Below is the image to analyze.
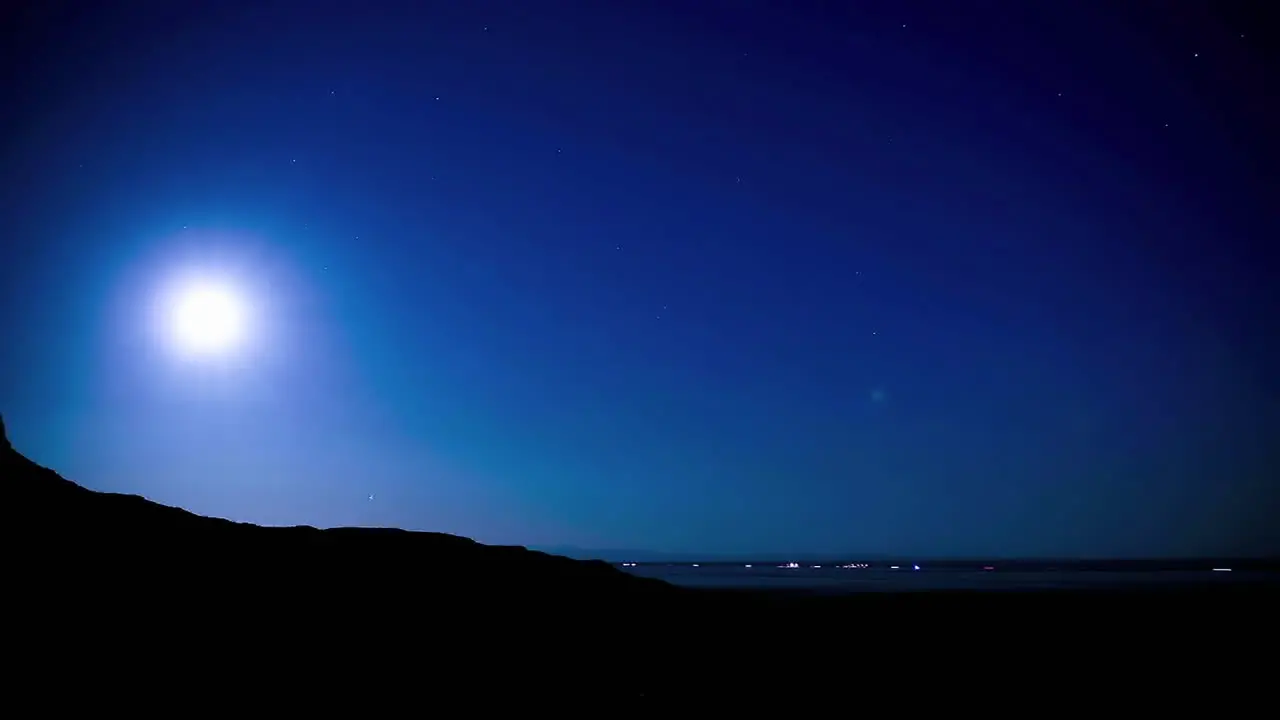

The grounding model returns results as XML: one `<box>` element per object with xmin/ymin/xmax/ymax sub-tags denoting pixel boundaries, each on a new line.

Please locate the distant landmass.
<box><xmin>531</xmin><ymin>545</ymin><xmax>756</xmax><ymax>563</ymax></box>
<box><xmin>534</xmin><ymin>544</ymin><xmax>917</xmax><ymax>563</ymax></box>
<box><xmin>534</xmin><ymin>544</ymin><xmax>1280</xmax><ymax>573</ymax></box>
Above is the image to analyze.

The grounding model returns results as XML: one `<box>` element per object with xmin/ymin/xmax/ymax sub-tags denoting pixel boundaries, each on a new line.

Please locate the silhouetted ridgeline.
<box><xmin>4</xmin><ymin>413</ymin><xmax>677</xmax><ymax>609</ymax></box>
<box><xmin>3</xmin><ymin>413</ymin><xmax>1273</xmax><ymax>700</ymax></box>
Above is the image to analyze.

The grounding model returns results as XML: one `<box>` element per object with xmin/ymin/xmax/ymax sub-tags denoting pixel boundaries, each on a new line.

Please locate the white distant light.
<box><xmin>1212</xmin><ymin>568</ymin><xmax>1232</xmax><ymax>572</ymax></box>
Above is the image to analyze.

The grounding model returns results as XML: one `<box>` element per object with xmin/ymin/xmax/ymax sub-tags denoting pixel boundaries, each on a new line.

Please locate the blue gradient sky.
<box><xmin>2</xmin><ymin>1</ymin><xmax>1276</xmax><ymax>557</ymax></box>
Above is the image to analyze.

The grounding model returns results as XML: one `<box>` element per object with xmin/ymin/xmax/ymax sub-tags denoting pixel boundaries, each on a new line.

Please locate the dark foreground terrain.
<box><xmin>4</xmin><ymin>415</ymin><xmax>1273</xmax><ymax>705</ymax></box>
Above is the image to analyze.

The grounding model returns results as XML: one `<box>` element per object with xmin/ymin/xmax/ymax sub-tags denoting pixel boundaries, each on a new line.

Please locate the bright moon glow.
<box><xmin>165</xmin><ymin>281</ymin><xmax>249</xmax><ymax>357</ymax></box>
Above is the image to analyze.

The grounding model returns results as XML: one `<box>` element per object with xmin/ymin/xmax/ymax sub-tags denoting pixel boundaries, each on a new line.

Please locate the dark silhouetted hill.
<box><xmin>3</xmin><ymin>413</ymin><xmax>680</xmax><ymax>610</ymax></box>
<box><xmin>4</xmin><ymin>411</ymin><xmax>714</xmax><ymax>697</ymax></box>
<box><xmin>4</xmin><ymin>413</ymin><xmax>1271</xmax><ymax>701</ymax></box>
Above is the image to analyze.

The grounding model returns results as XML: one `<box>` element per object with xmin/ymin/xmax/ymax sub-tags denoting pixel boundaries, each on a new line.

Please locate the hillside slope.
<box><xmin>2</xmin><ymin>413</ymin><xmax>1270</xmax><ymax>700</ymax></box>
<box><xmin>3</xmin><ymin>414</ymin><xmax>679</xmax><ymax>617</ymax></box>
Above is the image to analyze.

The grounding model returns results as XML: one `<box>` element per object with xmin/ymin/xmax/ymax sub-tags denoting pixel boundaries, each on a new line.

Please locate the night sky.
<box><xmin>2</xmin><ymin>1</ymin><xmax>1276</xmax><ymax>558</ymax></box>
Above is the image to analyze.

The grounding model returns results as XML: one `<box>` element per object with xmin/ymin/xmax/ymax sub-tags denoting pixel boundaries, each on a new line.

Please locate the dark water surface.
<box><xmin>619</xmin><ymin>561</ymin><xmax>1278</xmax><ymax>593</ymax></box>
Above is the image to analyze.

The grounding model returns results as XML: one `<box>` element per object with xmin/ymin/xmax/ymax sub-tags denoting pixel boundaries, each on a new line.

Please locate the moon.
<box><xmin>163</xmin><ymin>279</ymin><xmax>250</xmax><ymax>358</ymax></box>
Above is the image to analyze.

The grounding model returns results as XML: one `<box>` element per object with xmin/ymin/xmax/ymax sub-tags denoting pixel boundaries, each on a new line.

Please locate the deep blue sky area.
<box><xmin>2</xmin><ymin>1</ymin><xmax>1276</xmax><ymax>558</ymax></box>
